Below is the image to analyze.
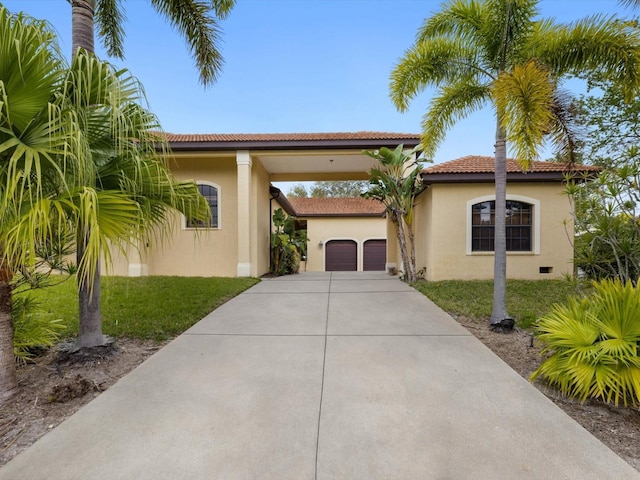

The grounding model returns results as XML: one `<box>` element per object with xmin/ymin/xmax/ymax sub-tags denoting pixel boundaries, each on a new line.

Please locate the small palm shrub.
<box><xmin>12</xmin><ymin>295</ymin><xmax>65</xmax><ymax>362</ymax></box>
<box><xmin>531</xmin><ymin>279</ymin><xmax>640</xmax><ymax>406</ymax></box>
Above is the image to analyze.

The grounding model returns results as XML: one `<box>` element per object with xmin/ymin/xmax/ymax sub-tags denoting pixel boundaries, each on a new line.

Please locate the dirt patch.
<box><xmin>455</xmin><ymin>315</ymin><xmax>640</xmax><ymax>472</ymax></box>
<box><xmin>0</xmin><ymin>338</ymin><xmax>165</xmax><ymax>466</ymax></box>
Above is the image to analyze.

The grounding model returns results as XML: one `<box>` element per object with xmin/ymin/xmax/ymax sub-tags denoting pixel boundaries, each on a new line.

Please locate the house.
<box><xmin>412</xmin><ymin>156</ymin><xmax>600</xmax><ymax>281</ymax></box>
<box><xmin>109</xmin><ymin>132</ymin><xmax>419</xmax><ymax>278</ymax></box>
<box><xmin>108</xmin><ymin>133</ymin><xmax>599</xmax><ymax>280</ymax></box>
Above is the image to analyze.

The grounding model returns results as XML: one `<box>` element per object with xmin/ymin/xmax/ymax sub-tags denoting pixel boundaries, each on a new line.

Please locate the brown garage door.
<box><xmin>325</xmin><ymin>240</ymin><xmax>357</xmax><ymax>271</ymax></box>
<box><xmin>363</xmin><ymin>239</ymin><xmax>386</xmax><ymax>271</ymax></box>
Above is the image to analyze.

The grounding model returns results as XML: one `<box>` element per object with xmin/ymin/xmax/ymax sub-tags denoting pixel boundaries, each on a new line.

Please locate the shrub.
<box><xmin>270</xmin><ymin>208</ymin><xmax>307</xmax><ymax>276</ymax></box>
<box><xmin>12</xmin><ymin>295</ymin><xmax>65</xmax><ymax>362</ymax></box>
<box><xmin>531</xmin><ymin>279</ymin><xmax>640</xmax><ymax>405</ymax></box>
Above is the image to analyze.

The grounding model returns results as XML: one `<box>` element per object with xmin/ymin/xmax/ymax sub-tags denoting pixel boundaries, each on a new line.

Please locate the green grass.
<box><xmin>412</xmin><ymin>279</ymin><xmax>581</xmax><ymax>329</ymax></box>
<box><xmin>15</xmin><ymin>276</ymin><xmax>259</xmax><ymax>341</ymax></box>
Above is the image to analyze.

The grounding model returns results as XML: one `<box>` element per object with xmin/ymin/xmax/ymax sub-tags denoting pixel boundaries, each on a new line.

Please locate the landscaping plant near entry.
<box><xmin>532</xmin><ymin>279</ymin><xmax>640</xmax><ymax>406</ymax></box>
<box><xmin>362</xmin><ymin>144</ymin><xmax>425</xmax><ymax>282</ymax></box>
<box><xmin>270</xmin><ymin>208</ymin><xmax>308</xmax><ymax>276</ymax></box>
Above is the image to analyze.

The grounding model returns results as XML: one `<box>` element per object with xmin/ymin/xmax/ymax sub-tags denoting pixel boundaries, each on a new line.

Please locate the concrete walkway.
<box><xmin>1</xmin><ymin>272</ymin><xmax>638</xmax><ymax>479</ymax></box>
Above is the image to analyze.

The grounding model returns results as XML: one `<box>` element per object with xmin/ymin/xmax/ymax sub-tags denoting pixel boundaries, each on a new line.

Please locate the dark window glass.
<box><xmin>471</xmin><ymin>201</ymin><xmax>531</xmax><ymax>252</ymax></box>
<box><xmin>186</xmin><ymin>184</ymin><xmax>218</xmax><ymax>228</ymax></box>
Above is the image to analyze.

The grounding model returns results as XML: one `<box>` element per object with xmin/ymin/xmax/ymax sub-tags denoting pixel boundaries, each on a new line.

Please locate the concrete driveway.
<box><xmin>1</xmin><ymin>272</ymin><xmax>637</xmax><ymax>479</ymax></box>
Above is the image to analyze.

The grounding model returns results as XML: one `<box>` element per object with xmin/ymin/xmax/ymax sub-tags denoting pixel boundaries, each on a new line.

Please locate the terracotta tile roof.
<box><xmin>163</xmin><ymin>131</ymin><xmax>420</xmax><ymax>143</ymax></box>
<box><xmin>422</xmin><ymin>156</ymin><xmax>601</xmax><ymax>174</ymax></box>
<box><xmin>287</xmin><ymin>197</ymin><xmax>386</xmax><ymax>217</ymax></box>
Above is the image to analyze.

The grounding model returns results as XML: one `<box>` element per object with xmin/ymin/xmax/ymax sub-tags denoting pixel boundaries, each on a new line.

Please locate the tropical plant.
<box><xmin>61</xmin><ymin>52</ymin><xmax>211</xmax><ymax>348</ymax></box>
<box><xmin>71</xmin><ymin>0</ymin><xmax>235</xmax><ymax>86</ymax></box>
<box><xmin>567</xmin><ymin>76</ymin><xmax>640</xmax><ymax>283</ymax></box>
<box><xmin>0</xmin><ymin>7</ymin><xmax>81</xmax><ymax>403</ymax></box>
<box><xmin>67</xmin><ymin>0</ymin><xmax>235</xmax><ymax>347</ymax></box>
<box><xmin>12</xmin><ymin>296</ymin><xmax>65</xmax><ymax>363</ymax></box>
<box><xmin>390</xmin><ymin>0</ymin><xmax>640</xmax><ymax>330</ymax></box>
<box><xmin>362</xmin><ymin>144</ymin><xmax>425</xmax><ymax>282</ymax></box>
<box><xmin>270</xmin><ymin>208</ymin><xmax>308</xmax><ymax>276</ymax></box>
<box><xmin>532</xmin><ymin>279</ymin><xmax>640</xmax><ymax>406</ymax></box>
<box><xmin>566</xmin><ymin>169</ymin><xmax>640</xmax><ymax>284</ymax></box>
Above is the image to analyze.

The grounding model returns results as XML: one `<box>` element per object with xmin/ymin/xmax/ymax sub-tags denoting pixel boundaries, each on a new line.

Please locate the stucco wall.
<box><xmin>303</xmin><ymin>217</ymin><xmax>386</xmax><ymax>272</ymax></box>
<box><xmin>141</xmin><ymin>155</ymin><xmax>240</xmax><ymax>277</ymax></box>
<box><xmin>415</xmin><ymin>182</ymin><xmax>573</xmax><ymax>281</ymax></box>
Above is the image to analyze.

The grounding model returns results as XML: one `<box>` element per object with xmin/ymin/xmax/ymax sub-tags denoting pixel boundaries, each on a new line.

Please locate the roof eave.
<box><xmin>169</xmin><ymin>138</ymin><xmax>421</xmax><ymax>152</ymax></box>
<box><xmin>421</xmin><ymin>171</ymin><xmax>595</xmax><ymax>185</ymax></box>
<box><xmin>295</xmin><ymin>212</ymin><xmax>386</xmax><ymax>218</ymax></box>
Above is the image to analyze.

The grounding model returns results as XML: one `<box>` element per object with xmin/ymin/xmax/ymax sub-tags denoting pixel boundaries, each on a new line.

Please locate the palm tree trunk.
<box><xmin>406</xmin><ymin>220</ymin><xmax>418</xmax><ymax>281</ymax></box>
<box><xmin>77</xmin><ymin>231</ymin><xmax>104</xmax><ymax>348</ymax></box>
<box><xmin>490</xmin><ymin>123</ymin><xmax>514</xmax><ymax>332</ymax></box>
<box><xmin>393</xmin><ymin>212</ymin><xmax>413</xmax><ymax>282</ymax></box>
<box><xmin>0</xmin><ymin>270</ymin><xmax>17</xmax><ymax>405</ymax></box>
<box><xmin>71</xmin><ymin>0</ymin><xmax>95</xmax><ymax>55</ymax></box>
<box><xmin>72</xmin><ymin>2</ymin><xmax>103</xmax><ymax>347</ymax></box>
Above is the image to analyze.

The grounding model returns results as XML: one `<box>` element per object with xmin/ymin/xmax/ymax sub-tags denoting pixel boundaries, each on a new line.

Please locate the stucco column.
<box><xmin>236</xmin><ymin>151</ymin><xmax>253</xmax><ymax>277</ymax></box>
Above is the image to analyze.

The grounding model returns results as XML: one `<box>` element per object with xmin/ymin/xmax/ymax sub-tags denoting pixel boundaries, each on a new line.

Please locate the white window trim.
<box><xmin>466</xmin><ymin>194</ymin><xmax>540</xmax><ymax>255</ymax></box>
<box><xmin>182</xmin><ymin>180</ymin><xmax>222</xmax><ymax>230</ymax></box>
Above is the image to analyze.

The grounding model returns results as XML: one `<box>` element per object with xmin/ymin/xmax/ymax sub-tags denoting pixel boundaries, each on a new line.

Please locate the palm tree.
<box><xmin>62</xmin><ymin>52</ymin><xmax>211</xmax><ymax>347</ymax></box>
<box><xmin>67</xmin><ymin>0</ymin><xmax>231</xmax><ymax>347</ymax></box>
<box><xmin>0</xmin><ymin>7</ymin><xmax>81</xmax><ymax>403</ymax></box>
<box><xmin>71</xmin><ymin>0</ymin><xmax>235</xmax><ymax>86</ymax></box>
<box><xmin>362</xmin><ymin>145</ymin><xmax>425</xmax><ymax>282</ymax></box>
<box><xmin>390</xmin><ymin>0</ymin><xmax>640</xmax><ymax>331</ymax></box>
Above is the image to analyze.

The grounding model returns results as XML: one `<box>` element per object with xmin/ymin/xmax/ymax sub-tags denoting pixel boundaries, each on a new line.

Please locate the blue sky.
<box><xmin>2</xmin><ymin>0</ymin><xmax>632</xmax><ymax>167</ymax></box>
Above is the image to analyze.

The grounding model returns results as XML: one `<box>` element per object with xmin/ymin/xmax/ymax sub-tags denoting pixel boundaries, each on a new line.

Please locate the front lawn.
<box><xmin>413</xmin><ymin>279</ymin><xmax>580</xmax><ymax>329</ymax></box>
<box><xmin>17</xmin><ymin>276</ymin><xmax>259</xmax><ymax>341</ymax></box>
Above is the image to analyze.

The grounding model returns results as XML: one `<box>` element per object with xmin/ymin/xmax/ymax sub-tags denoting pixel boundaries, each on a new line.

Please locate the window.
<box><xmin>471</xmin><ymin>200</ymin><xmax>532</xmax><ymax>252</ymax></box>
<box><xmin>186</xmin><ymin>183</ymin><xmax>219</xmax><ymax>228</ymax></box>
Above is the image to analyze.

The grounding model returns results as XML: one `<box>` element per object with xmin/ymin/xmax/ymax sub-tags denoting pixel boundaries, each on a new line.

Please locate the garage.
<box><xmin>363</xmin><ymin>239</ymin><xmax>386</xmax><ymax>271</ymax></box>
<box><xmin>325</xmin><ymin>240</ymin><xmax>357</xmax><ymax>271</ymax></box>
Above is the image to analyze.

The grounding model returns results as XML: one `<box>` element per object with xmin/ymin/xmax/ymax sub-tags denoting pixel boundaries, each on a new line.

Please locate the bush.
<box><xmin>12</xmin><ymin>295</ymin><xmax>65</xmax><ymax>362</ymax></box>
<box><xmin>531</xmin><ymin>279</ymin><xmax>640</xmax><ymax>405</ymax></box>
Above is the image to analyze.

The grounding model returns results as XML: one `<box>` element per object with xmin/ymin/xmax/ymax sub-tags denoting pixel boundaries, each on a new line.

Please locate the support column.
<box><xmin>236</xmin><ymin>151</ymin><xmax>253</xmax><ymax>277</ymax></box>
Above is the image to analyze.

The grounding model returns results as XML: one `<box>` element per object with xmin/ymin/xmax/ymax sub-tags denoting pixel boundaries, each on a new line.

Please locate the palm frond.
<box><xmin>535</xmin><ymin>14</ymin><xmax>640</xmax><ymax>100</ymax></box>
<box><xmin>96</xmin><ymin>0</ymin><xmax>126</xmax><ymax>58</ymax></box>
<box><xmin>493</xmin><ymin>60</ymin><xmax>554</xmax><ymax>166</ymax></box>
<box><xmin>420</xmin><ymin>80</ymin><xmax>490</xmax><ymax>159</ymax></box>
<box><xmin>150</xmin><ymin>0</ymin><xmax>226</xmax><ymax>86</ymax></box>
<box><xmin>390</xmin><ymin>37</ymin><xmax>493</xmax><ymax>112</ymax></box>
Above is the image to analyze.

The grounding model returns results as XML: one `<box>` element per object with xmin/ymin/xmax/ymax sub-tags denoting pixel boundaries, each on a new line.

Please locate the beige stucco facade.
<box><xmin>103</xmin><ymin>134</ymin><xmax>585</xmax><ymax>281</ymax></box>
<box><xmin>412</xmin><ymin>182</ymin><xmax>573</xmax><ymax>281</ymax></box>
<box><xmin>108</xmin><ymin>153</ymin><xmax>267</xmax><ymax>278</ymax></box>
<box><xmin>301</xmin><ymin>216</ymin><xmax>386</xmax><ymax>272</ymax></box>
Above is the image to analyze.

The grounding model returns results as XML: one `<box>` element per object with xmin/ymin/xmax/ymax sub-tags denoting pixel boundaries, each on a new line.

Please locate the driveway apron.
<box><xmin>0</xmin><ymin>272</ymin><xmax>638</xmax><ymax>479</ymax></box>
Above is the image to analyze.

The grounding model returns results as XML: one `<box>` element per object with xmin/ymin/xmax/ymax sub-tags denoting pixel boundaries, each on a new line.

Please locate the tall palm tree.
<box><xmin>71</xmin><ymin>0</ymin><xmax>235</xmax><ymax>86</ymax></box>
<box><xmin>0</xmin><ymin>7</ymin><xmax>81</xmax><ymax>403</ymax></box>
<box><xmin>62</xmin><ymin>52</ymin><xmax>211</xmax><ymax>347</ymax></box>
<box><xmin>67</xmin><ymin>0</ymin><xmax>231</xmax><ymax>347</ymax></box>
<box><xmin>390</xmin><ymin>0</ymin><xmax>640</xmax><ymax>331</ymax></box>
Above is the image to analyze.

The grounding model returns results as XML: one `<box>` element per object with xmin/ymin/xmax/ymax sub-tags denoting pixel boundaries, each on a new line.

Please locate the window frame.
<box><xmin>466</xmin><ymin>194</ymin><xmax>540</xmax><ymax>255</ymax></box>
<box><xmin>182</xmin><ymin>181</ymin><xmax>221</xmax><ymax>230</ymax></box>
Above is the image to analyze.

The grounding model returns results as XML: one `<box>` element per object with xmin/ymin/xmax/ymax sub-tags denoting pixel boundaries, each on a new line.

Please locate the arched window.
<box><xmin>186</xmin><ymin>183</ymin><xmax>219</xmax><ymax>228</ymax></box>
<box><xmin>471</xmin><ymin>200</ymin><xmax>532</xmax><ymax>252</ymax></box>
